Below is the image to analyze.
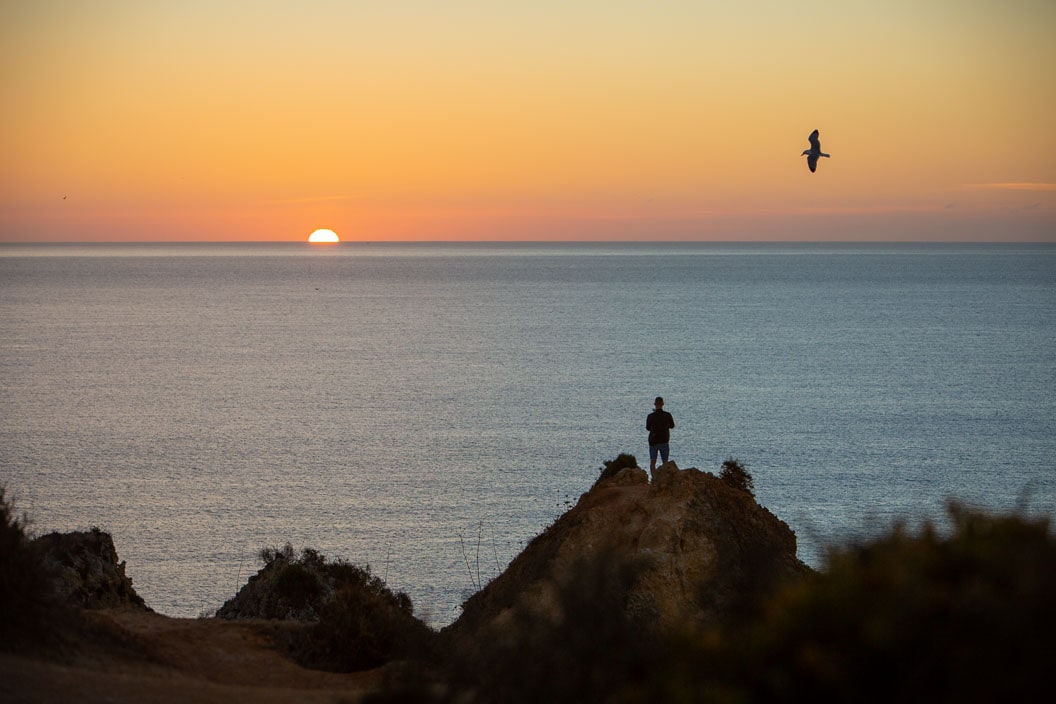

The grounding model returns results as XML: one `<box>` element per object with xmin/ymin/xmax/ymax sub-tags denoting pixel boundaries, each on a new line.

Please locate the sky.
<box><xmin>2</xmin><ymin>1</ymin><xmax>1054</xmax><ymax>242</ymax></box>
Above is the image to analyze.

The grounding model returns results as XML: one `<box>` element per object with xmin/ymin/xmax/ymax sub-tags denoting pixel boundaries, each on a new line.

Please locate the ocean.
<box><xmin>2</xmin><ymin>242</ymin><xmax>1054</xmax><ymax>627</ymax></box>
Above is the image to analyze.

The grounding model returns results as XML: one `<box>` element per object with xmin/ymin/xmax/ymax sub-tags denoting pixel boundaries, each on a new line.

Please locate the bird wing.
<box><xmin>808</xmin><ymin>129</ymin><xmax>821</xmax><ymax>151</ymax></box>
<box><xmin>807</xmin><ymin>154</ymin><xmax>818</xmax><ymax>172</ymax></box>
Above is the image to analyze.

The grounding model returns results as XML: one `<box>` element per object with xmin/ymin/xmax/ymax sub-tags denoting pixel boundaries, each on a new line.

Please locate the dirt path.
<box><xmin>1</xmin><ymin>609</ymin><xmax>383</xmax><ymax>704</ymax></box>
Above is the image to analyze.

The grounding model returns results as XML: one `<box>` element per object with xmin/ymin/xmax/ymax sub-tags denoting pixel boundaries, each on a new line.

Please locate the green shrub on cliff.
<box><xmin>598</xmin><ymin>453</ymin><xmax>639</xmax><ymax>483</ymax></box>
<box><xmin>719</xmin><ymin>457</ymin><xmax>754</xmax><ymax>497</ymax></box>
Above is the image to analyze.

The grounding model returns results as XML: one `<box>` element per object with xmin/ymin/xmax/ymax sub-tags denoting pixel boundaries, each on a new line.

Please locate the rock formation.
<box><xmin>33</xmin><ymin>528</ymin><xmax>149</xmax><ymax>611</ymax></box>
<box><xmin>215</xmin><ymin>545</ymin><xmax>415</xmax><ymax>622</ymax></box>
<box><xmin>448</xmin><ymin>461</ymin><xmax>809</xmax><ymax>641</ymax></box>
<box><xmin>215</xmin><ymin>545</ymin><xmax>429</xmax><ymax>672</ymax></box>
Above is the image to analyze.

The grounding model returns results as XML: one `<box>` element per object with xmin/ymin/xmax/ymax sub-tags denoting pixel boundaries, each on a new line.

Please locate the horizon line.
<box><xmin>3</xmin><ymin>238</ymin><xmax>1053</xmax><ymax>246</ymax></box>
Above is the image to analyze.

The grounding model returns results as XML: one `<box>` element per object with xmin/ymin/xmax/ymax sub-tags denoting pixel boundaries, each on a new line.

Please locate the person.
<box><xmin>646</xmin><ymin>396</ymin><xmax>675</xmax><ymax>472</ymax></box>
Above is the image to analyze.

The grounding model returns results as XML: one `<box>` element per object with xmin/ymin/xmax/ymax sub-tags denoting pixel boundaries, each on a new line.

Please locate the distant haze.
<box><xmin>1</xmin><ymin>1</ymin><xmax>1053</xmax><ymax>242</ymax></box>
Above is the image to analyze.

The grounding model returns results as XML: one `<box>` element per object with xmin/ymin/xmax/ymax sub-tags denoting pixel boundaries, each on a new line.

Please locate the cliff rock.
<box><xmin>448</xmin><ymin>462</ymin><xmax>809</xmax><ymax>641</ymax></box>
<box><xmin>32</xmin><ymin>528</ymin><xmax>149</xmax><ymax>611</ymax></box>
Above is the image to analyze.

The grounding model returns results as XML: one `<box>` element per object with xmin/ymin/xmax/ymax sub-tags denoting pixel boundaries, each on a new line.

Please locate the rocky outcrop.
<box><xmin>215</xmin><ymin>546</ymin><xmax>331</xmax><ymax>621</ymax></box>
<box><xmin>33</xmin><ymin>528</ymin><xmax>149</xmax><ymax>611</ymax></box>
<box><xmin>216</xmin><ymin>545</ymin><xmax>413</xmax><ymax>623</ymax></box>
<box><xmin>448</xmin><ymin>462</ymin><xmax>809</xmax><ymax>641</ymax></box>
<box><xmin>215</xmin><ymin>545</ymin><xmax>429</xmax><ymax>672</ymax></box>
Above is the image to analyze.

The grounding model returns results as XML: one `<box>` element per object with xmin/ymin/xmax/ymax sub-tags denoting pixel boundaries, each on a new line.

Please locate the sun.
<box><xmin>308</xmin><ymin>228</ymin><xmax>340</xmax><ymax>244</ymax></box>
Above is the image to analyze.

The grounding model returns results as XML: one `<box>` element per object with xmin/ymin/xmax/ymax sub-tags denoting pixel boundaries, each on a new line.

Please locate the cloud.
<box><xmin>962</xmin><ymin>182</ymin><xmax>1056</xmax><ymax>192</ymax></box>
<box><xmin>782</xmin><ymin>204</ymin><xmax>946</xmax><ymax>216</ymax></box>
<box><xmin>267</xmin><ymin>194</ymin><xmax>356</xmax><ymax>205</ymax></box>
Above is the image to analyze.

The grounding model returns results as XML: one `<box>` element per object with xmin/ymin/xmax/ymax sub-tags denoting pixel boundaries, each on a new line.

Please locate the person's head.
<box><xmin>654</xmin><ymin>396</ymin><xmax>664</xmax><ymax>409</ymax></box>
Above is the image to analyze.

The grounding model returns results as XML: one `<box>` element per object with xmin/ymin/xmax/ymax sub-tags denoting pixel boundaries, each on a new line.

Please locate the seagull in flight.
<box><xmin>802</xmin><ymin>129</ymin><xmax>830</xmax><ymax>173</ymax></box>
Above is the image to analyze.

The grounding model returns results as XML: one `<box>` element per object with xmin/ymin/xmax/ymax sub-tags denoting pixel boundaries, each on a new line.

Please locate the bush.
<box><xmin>642</xmin><ymin>503</ymin><xmax>1056</xmax><ymax>703</ymax></box>
<box><xmin>272</xmin><ymin>562</ymin><xmax>324</xmax><ymax>610</ymax></box>
<box><xmin>222</xmin><ymin>542</ymin><xmax>430</xmax><ymax>671</ymax></box>
<box><xmin>720</xmin><ymin>457</ymin><xmax>754</xmax><ymax>497</ymax></box>
<box><xmin>598</xmin><ymin>453</ymin><xmax>639</xmax><ymax>482</ymax></box>
<box><xmin>218</xmin><ymin>544</ymin><xmax>333</xmax><ymax>620</ymax></box>
<box><xmin>295</xmin><ymin>578</ymin><xmax>431</xmax><ymax>672</ymax></box>
<box><xmin>258</xmin><ymin>543</ymin><xmax>296</xmax><ymax>565</ymax></box>
<box><xmin>0</xmin><ymin>486</ymin><xmax>68</xmax><ymax>651</ymax></box>
<box><xmin>288</xmin><ymin>558</ymin><xmax>429</xmax><ymax>672</ymax></box>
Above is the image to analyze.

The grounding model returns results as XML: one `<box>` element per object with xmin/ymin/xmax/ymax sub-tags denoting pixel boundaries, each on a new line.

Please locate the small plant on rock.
<box><xmin>720</xmin><ymin>457</ymin><xmax>755</xmax><ymax>497</ymax></box>
<box><xmin>258</xmin><ymin>543</ymin><xmax>296</xmax><ymax>565</ymax></box>
<box><xmin>598</xmin><ymin>453</ymin><xmax>639</xmax><ymax>483</ymax></box>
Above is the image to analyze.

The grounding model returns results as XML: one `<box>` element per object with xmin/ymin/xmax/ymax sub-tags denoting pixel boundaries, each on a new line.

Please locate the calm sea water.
<box><xmin>2</xmin><ymin>242</ymin><xmax>1054</xmax><ymax>626</ymax></box>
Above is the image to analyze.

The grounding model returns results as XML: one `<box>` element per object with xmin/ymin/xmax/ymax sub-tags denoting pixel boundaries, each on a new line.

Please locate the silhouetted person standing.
<box><xmin>646</xmin><ymin>396</ymin><xmax>675</xmax><ymax>472</ymax></box>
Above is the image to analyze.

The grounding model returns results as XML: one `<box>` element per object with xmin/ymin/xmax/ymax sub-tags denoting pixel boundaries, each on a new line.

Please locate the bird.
<box><xmin>802</xmin><ymin>129</ymin><xmax>830</xmax><ymax>173</ymax></box>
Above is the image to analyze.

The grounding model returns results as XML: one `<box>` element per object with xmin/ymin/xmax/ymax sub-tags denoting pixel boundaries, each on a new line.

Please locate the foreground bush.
<box><xmin>219</xmin><ymin>543</ymin><xmax>431</xmax><ymax>672</ymax></box>
<box><xmin>0</xmin><ymin>487</ymin><xmax>67</xmax><ymax>651</ymax></box>
<box><xmin>648</xmin><ymin>503</ymin><xmax>1056</xmax><ymax>703</ymax></box>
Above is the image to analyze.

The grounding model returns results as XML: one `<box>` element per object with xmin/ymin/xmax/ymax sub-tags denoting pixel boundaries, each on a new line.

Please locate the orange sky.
<box><xmin>2</xmin><ymin>1</ymin><xmax>1054</xmax><ymax>242</ymax></box>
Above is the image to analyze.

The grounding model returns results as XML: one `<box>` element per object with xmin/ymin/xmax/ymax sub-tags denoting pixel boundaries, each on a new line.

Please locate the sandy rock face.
<box><xmin>449</xmin><ymin>462</ymin><xmax>808</xmax><ymax>639</ymax></box>
<box><xmin>33</xmin><ymin>528</ymin><xmax>149</xmax><ymax>610</ymax></box>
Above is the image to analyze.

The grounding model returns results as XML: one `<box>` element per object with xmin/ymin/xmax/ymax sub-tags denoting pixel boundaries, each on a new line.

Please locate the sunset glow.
<box><xmin>1</xmin><ymin>2</ymin><xmax>1053</xmax><ymax>242</ymax></box>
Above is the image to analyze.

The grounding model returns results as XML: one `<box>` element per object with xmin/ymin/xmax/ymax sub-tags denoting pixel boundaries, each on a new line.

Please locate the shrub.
<box><xmin>720</xmin><ymin>457</ymin><xmax>754</xmax><ymax>497</ymax></box>
<box><xmin>223</xmin><ymin>542</ymin><xmax>430</xmax><ymax>671</ymax></box>
<box><xmin>598</xmin><ymin>453</ymin><xmax>639</xmax><ymax>482</ymax></box>
<box><xmin>272</xmin><ymin>562</ymin><xmax>324</xmax><ymax>609</ymax></box>
<box><xmin>295</xmin><ymin>579</ymin><xmax>431</xmax><ymax>672</ymax></box>
<box><xmin>288</xmin><ymin>560</ymin><xmax>430</xmax><ymax>672</ymax></box>
<box><xmin>258</xmin><ymin>543</ymin><xmax>296</xmax><ymax>565</ymax></box>
<box><xmin>0</xmin><ymin>486</ymin><xmax>68</xmax><ymax>651</ymax></box>
<box><xmin>218</xmin><ymin>544</ymin><xmax>332</xmax><ymax>620</ymax></box>
<box><xmin>640</xmin><ymin>503</ymin><xmax>1056</xmax><ymax>703</ymax></box>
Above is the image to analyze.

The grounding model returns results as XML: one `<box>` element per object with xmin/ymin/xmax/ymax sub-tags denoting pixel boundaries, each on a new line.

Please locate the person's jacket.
<box><xmin>646</xmin><ymin>410</ymin><xmax>675</xmax><ymax>445</ymax></box>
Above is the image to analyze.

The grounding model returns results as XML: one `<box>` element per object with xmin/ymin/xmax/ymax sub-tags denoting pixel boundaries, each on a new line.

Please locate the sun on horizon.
<box><xmin>308</xmin><ymin>229</ymin><xmax>339</xmax><ymax>244</ymax></box>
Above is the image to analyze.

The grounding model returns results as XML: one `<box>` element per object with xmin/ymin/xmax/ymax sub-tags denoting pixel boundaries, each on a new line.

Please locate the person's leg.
<box><xmin>649</xmin><ymin>444</ymin><xmax>659</xmax><ymax>471</ymax></box>
<box><xmin>659</xmin><ymin>443</ymin><xmax>670</xmax><ymax>464</ymax></box>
